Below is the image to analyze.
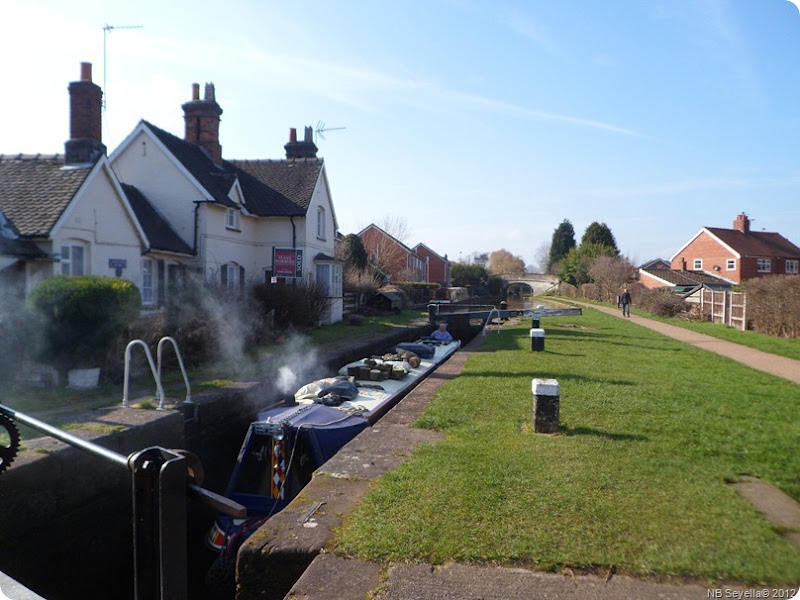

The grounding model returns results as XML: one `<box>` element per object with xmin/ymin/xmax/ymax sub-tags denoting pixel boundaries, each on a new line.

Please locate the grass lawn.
<box><xmin>334</xmin><ymin>308</ymin><xmax>800</xmax><ymax>585</ymax></box>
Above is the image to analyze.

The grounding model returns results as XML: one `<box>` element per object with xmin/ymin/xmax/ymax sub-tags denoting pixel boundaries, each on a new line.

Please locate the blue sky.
<box><xmin>2</xmin><ymin>0</ymin><xmax>799</xmax><ymax>268</ymax></box>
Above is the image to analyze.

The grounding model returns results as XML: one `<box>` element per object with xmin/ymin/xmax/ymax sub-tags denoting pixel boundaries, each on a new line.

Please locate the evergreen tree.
<box><xmin>547</xmin><ymin>219</ymin><xmax>576</xmax><ymax>273</ymax></box>
<box><xmin>581</xmin><ymin>222</ymin><xmax>619</xmax><ymax>255</ymax></box>
<box><xmin>341</xmin><ymin>233</ymin><xmax>368</xmax><ymax>272</ymax></box>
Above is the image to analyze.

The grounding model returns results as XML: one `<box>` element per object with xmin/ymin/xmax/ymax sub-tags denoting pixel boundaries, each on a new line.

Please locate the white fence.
<box><xmin>699</xmin><ymin>289</ymin><xmax>746</xmax><ymax>331</ymax></box>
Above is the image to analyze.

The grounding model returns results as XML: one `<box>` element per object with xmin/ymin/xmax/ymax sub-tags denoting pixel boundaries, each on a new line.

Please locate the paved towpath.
<box><xmin>572</xmin><ymin>301</ymin><xmax>800</xmax><ymax>385</ymax></box>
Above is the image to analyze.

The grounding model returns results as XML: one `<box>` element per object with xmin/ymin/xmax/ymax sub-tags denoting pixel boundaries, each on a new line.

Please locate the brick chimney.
<box><xmin>284</xmin><ymin>126</ymin><xmax>318</xmax><ymax>159</ymax></box>
<box><xmin>733</xmin><ymin>213</ymin><xmax>750</xmax><ymax>234</ymax></box>
<box><xmin>64</xmin><ymin>62</ymin><xmax>106</xmax><ymax>165</ymax></box>
<box><xmin>182</xmin><ymin>82</ymin><xmax>223</xmax><ymax>164</ymax></box>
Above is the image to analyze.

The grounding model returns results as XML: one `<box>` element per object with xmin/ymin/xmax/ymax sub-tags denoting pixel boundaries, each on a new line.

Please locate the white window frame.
<box><xmin>757</xmin><ymin>258</ymin><xmax>772</xmax><ymax>273</ymax></box>
<box><xmin>693</xmin><ymin>259</ymin><xmax>703</xmax><ymax>270</ymax></box>
<box><xmin>726</xmin><ymin>259</ymin><xmax>736</xmax><ymax>271</ymax></box>
<box><xmin>224</xmin><ymin>263</ymin><xmax>240</xmax><ymax>291</ymax></box>
<box><xmin>317</xmin><ymin>206</ymin><xmax>326</xmax><ymax>240</ymax></box>
<box><xmin>141</xmin><ymin>259</ymin><xmax>155</xmax><ymax>306</ymax></box>
<box><xmin>60</xmin><ymin>243</ymin><xmax>85</xmax><ymax>276</ymax></box>
<box><xmin>785</xmin><ymin>259</ymin><xmax>799</xmax><ymax>274</ymax></box>
<box><xmin>315</xmin><ymin>262</ymin><xmax>342</xmax><ymax>297</ymax></box>
<box><xmin>226</xmin><ymin>208</ymin><xmax>240</xmax><ymax>230</ymax></box>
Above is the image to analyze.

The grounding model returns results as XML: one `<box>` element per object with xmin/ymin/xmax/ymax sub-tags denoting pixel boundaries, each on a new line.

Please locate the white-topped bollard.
<box><xmin>531</xmin><ymin>378</ymin><xmax>560</xmax><ymax>433</ymax></box>
<box><xmin>530</xmin><ymin>328</ymin><xmax>545</xmax><ymax>352</ymax></box>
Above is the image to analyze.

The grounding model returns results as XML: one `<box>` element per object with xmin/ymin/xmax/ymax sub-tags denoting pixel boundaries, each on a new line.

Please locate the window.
<box><xmin>221</xmin><ymin>262</ymin><xmax>244</xmax><ymax>293</ymax></box>
<box><xmin>315</xmin><ymin>263</ymin><xmax>342</xmax><ymax>297</ymax></box>
<box><xmin>726</xmin><ymin>259</ymin><xmax>736</xmax><ymax>271</ymax></box>
<box><xmin>141</xmin><ymin>259</ymin><xmax>155</xmax><ymax>305</ymax></box>
<box><xmin>693</xmin><ymin>259</ymin><xmax>703</xmax><ymax>270</ymax></box>
<box><xmin>757</xmin><ymin>258</ymin><xmax>772</xmax><ymax>273</ymax></box>
<box><xmin>316</xmin><ymin>207</ymin><xmax>326</xmax><ymax>240</ymax></box>
<box><xmin>60</xmin><ymin>244</ymin><xmax>85</xmax><ymax>276</ymax></box>
<box><xmin>226</xmin><ymin>208</ymin><xmax>240</xmax><ymax>230</ymax></box>
<box><xmin>786</xmin><ymin>260</ymin><xmax>799</xmax><ymax>274</ymax></box>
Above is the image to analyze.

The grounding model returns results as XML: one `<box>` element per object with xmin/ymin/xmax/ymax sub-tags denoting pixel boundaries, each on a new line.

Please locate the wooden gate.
<box><xmin>699</xmin><ymin>289</ymin><xmax>746</xmax><ymax>330</ymax></box>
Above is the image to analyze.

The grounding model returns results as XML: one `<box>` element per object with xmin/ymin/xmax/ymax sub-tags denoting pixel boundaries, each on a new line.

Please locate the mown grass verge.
<box><xmin>333</xmin><ymin>308</ymin><xmax>800</xmax><ymax>585</ymax></box>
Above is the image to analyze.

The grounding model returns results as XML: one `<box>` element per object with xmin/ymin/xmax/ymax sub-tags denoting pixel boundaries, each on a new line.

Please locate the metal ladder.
<box><xmin>123</xmin><ymin>337</ymin><xmax>191</xmax><ymax>410</ymax></box>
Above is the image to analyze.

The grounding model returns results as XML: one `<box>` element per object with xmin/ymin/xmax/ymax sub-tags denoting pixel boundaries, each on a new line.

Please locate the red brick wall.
<box><xmin>670</xmin><ymin>232</ymin><xmax>740</xmax><ymax>282</ymax></box>
<box><xmin>415</xmin><ymin>246</ymin><xmax>449</xmax><ymax>285</ymax></box>
<box><xmin>359</xmin><ymin>227</ymin><xmax>408</xmax><ymax>280</ymax></box>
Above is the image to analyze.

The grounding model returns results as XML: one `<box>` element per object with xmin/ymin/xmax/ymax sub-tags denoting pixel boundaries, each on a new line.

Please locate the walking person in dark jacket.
<box><xmin>620</xmin><ymin>288</ymin><xmax>632</xmax><ymax>318</ymax></box>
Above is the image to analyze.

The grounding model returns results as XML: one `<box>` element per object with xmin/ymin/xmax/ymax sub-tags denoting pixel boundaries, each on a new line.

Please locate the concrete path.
<box><xmin>256</xmin><ymin>311</ymin><xmax>800</xmax><ymax>600</ymax></box>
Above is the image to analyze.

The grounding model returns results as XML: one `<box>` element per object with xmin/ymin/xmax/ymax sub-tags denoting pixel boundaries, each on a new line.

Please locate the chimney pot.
<box><xmin>734</xmin><ymin>213</ymin><xmax>750</xmax><ymax>234</ymax></box>
<box><xmin>182</xmin><ymin>81</ymin><xmax>223</xmax><ymax>164</ymax></box>
<box><xmin>80</xmin><ymin>62</ymin><xmax>92</xmax><ymax>82</ymax></box>
<box><xmin>284</xmin><ymin>125</ymin><xmax>318</xmax><ymax>159</ymax></box>
<box><xmin>204</xmin><ymin>82</ymin><xmax>216</xmax><ymax>102</ymax></box>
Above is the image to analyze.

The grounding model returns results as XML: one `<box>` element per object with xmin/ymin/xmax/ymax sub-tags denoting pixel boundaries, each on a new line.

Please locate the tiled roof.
<box><xmin>706</xmin><ymin>227</ymin><xmax>800</xmax><ymax>258</ymax></box>
<box><xmin>0</xmin><ymin>154</ymin><xmax>92</xmax><ymax>237</ymax></box>
<box><xmin>641</xmin><ymin>268</ymin><xmax>731</xmax><ymax>286</ymax></box>
<box><xmin>143</xmin><ymin>121</ymin><xmax>238</xmax><ymax>207</ymax></box>
<box><xmin>121</xmin><ymin>184</ymin><xmax>193</xmax><ymax>255</ymax></box>
<box><xmin>231</xmin><ymin>159</ymin><xmax>323</xmax><ymax>217</ymax></box>
<box><xmin>143</xmin><ymin>121</ymin><xmax>322</xmax><ymax>217</ymax></box>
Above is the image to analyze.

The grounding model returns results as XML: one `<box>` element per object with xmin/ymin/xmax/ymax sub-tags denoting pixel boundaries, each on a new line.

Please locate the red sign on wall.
<box><xmin>273</xmin><ymin>248</ymin><xmax>303</xmax><ymax>278</ymax></box>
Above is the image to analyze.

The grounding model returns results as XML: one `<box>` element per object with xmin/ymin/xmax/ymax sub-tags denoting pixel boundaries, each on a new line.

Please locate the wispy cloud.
<box><xmin>497</xmin><ymin>8</ymin><xmax>559</xmax><ymax>56</ymax></box>
<box><xmin>575</xmin><ymin>174</ymin><xmax>800</xmax><ymax>198</ymax></box>
<box><xmin>227</xmin><ymin>45</ymin><xmax>643</xmax><ymax>137</ymax></box>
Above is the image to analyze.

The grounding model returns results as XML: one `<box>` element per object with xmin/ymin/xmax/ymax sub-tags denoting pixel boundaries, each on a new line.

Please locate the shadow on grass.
<box><xmin>560</xmin><ymin>424</ymin><xmax>649</xmax><ymax>442</ymax></box>
<box><xmin>456</xmin><ymin>371</ymin><xmax>636</xmax><ymax>387</ymax></box>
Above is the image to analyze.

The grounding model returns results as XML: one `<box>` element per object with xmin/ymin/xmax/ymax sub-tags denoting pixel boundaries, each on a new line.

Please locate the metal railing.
<box><xmin>0</xmin><ymin>403</ymin><xmax>245</xmax><ymax>600</ymax></box>
<box><xmin>124</xmin><ymin>337</ymin><xmax>192</xmax><ymax>410</ymax></box>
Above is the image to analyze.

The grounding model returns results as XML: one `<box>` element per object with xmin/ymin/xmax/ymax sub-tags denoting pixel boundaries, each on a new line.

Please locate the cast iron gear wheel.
<box><xmin>0</xmin><ymin>412</ymin><xmax>21</xmax><ymax>474</ymax></box>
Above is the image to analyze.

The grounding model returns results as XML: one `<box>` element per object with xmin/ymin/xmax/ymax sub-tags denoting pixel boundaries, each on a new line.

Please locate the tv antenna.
<box><xmin>315</xmin><ymin>121</ymin><xmax>347</xmax><ymax>142</ymax></box>
<box><xmin>102</xmin><ymin>23</ymin><xmax>143</xmax><ymax>111</ymax></box>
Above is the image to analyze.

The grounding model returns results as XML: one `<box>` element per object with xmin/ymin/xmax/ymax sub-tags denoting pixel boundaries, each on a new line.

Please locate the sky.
<box><xmin>2</xmin><ymin>0</ymin><xmax>800</xmax><ymax>270</ymax></box>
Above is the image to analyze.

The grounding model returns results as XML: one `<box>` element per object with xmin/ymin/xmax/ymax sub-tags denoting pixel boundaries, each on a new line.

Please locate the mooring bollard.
<box><xmin>531</xmin><ymin>378</ymin><xmax>559</xmax><ymax>433</ymax></box>
<box><xmin>530</xmin><ymin>328</ymin><xmax>545</xmax><ymax>351</ymax></box>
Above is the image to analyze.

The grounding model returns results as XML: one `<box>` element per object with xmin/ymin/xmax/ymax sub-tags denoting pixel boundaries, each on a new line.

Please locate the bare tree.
<box><xmin>533</xmin><ymin>241</ymin><xmax>551</xmax><ymax>274</ymax></box>
<box><xmin>587</xmin><ymin>255</ymin><xmax>636</xmax><ymax>302</ymax></box>
<box><xmin>488</xmin><ymin>249</ymin><xmax>526</xmax><ymax>275</ymax></box>
<box><xmin>377</xmin><ymin>215</ymin><xmax>411</xmax><ymax>244</ymax></box>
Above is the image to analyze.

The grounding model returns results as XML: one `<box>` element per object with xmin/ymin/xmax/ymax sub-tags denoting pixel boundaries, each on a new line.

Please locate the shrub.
<box><xmin>27</xmin><ymin>276</ymin><xmax>141</xmax><ymax>379</ymax></box>
<box><xmin>252</xmin><ymin>280</ymin><xmax>331</xmax><ymax>329</ymax></box>
<box><xmin>635</xmin><ymin>287</ymin><xmax>691</xmax><ymax>318</ymax></box>
<box><xmin>742</xmin><ymin>275</ymin><xmax>800</xmax><ymax>338</ymax></box>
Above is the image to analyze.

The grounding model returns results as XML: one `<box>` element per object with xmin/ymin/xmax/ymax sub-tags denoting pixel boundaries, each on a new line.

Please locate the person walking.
<box><xmin>620</xmin><ymin>288</ymin><xmax>632</xmax><ymax>318</ymax></box>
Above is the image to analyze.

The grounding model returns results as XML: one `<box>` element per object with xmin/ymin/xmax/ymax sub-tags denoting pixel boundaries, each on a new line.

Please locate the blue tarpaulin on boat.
<box><xmin>256</xmin><ymin>403</ymin><xmax>368</xmax><ymax>466</ymax></box>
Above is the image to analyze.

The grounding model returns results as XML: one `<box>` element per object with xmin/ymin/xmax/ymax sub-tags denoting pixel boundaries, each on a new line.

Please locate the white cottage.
<box><xmin>0</xmin><ymin>63</ymin><xmax>149</xmax><ymax>301</ymax></box>
<box><xmin>110</xmin><ymin>83</ymin><xmax>343</xmax><ymax>323</ymax></box>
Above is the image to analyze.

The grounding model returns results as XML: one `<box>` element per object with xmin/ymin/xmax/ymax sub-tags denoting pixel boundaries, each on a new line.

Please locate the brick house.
<box><xmin>669</xmin><ymin>213</ymin><xmax>800</xmax><ymax>284</ymax></box>
<box><xmin>357</xmin><ymin>224</ymin><xmax>427</xmax><ymax>283</ymax></box>
<box><xmin>413</xmin><ymin>243</ymin><xmax>450</xmax><ymax>286</ymax></box>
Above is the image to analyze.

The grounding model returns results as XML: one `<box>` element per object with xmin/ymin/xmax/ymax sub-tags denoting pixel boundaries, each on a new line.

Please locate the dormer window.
<box><xmin>226</xmin><ymin>207</ymin><xmax>240</xmax><ymax>230</ymax></box>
